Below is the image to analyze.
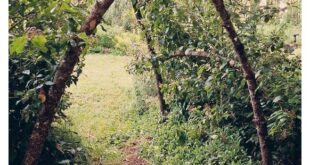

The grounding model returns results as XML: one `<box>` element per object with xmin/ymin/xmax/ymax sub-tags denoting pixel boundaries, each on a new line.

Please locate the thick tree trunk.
<box><xmin>22</xmin><ymin>38</ymin><xmax>83</xmax><ymax>165</ymax></box>
<box><xmin>211</xmin><ymin>0</ymin><xmax>272</xmax><ymax>165</ymax></box>
<box><xmin>22</xmin><ymin>0</ymin><xmax>114</xmax><ymax>164</ymax></box>
<box><xmin>132</xmin><ymin>2</ymin><xmax>169</xmax><ymax>115</ymax></box>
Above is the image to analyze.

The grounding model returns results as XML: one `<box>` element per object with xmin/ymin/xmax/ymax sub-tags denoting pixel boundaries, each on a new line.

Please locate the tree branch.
<box><xmin>80</xmin><ymin>0</ymin><xmax>115</xmax><ymax>36</ymax></box>
<box><xmin>157</xmin><ymin>49</ymin><xmax>241</xmax><ymax>72</ymax></box>
<box><xmin>166</xmin><ymin>49</ymin><xmax>209</xmax><ymax>60</ymax></box>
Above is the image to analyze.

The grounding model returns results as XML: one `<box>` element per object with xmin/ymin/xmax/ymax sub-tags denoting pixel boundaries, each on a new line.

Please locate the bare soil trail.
<box><xmin>122</xmin><ymin>140</ymin><xmax>149</xmax><ymax>165</ymax></box>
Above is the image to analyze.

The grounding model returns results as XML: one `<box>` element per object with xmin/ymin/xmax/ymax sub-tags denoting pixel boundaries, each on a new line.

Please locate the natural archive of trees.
<box><xmin>9</xmin><ymin>0</ymin><xmax>301</xmax><ymax>165</ymax></box>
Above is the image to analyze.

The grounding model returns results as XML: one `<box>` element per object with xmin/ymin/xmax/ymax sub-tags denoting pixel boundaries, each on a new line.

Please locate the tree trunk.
<box><xmin>80</xmin><ymin>0</ymin><xmax>115</xmax><ymax>36</ymax></box>
<box><xmin>22</xmin><ymin>0</ymin><xmax>114</xmax><ymax>164</ymax></box>
<box><xmin>131</xmin><ymin>2</ymin><xmax>169</xmax><ymax>115</ymax></box>
<box><xmin>211</xmin><ymin>0</ymin><xmax>272</xmax><ymax>165</ymax></box>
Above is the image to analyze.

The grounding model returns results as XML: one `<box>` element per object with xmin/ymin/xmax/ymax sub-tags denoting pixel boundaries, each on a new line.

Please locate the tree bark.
<box><xmin>132</xmin><ymin>2</ymin><xmax>169</xmax><ymax>115</ymax></box>
<box><xmin>22</xmin><ymin>38</ymin><xmax>83</xmax><ymax>165</ymax></box>
<box><xmin>22</xmin><ymin>0</ymin><xmax>114</xmax><ymax>164</ymax></box>
<box><xmin>80</xmin><ymin>0</ymin><xmax>115</xmax><ymax>36</ymax></box>
<box><xmin>211</xmin><ymin>0</ymin><xmax>272</xmax><ymax>165</ymax></box>
<box><xmin>165</xmin><ymin>49</ymin><xmax>209</xmax><ymax>60</ymax></box>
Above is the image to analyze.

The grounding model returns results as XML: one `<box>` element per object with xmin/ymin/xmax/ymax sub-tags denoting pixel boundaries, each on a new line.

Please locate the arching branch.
<box><xmin>166</xmin><ymin>49</ymin><xmax>209</xmax><ymax>60</ymax></box>
<box><xmin>156</xmin><ymin>49</ymin><xmax>241</xmax><ymax>72</ymax></box>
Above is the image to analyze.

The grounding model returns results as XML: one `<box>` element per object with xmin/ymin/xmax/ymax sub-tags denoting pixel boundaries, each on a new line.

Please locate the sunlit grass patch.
<box><xmin>63</xmin><ymin>55</ymin><xmax>137</xmax><ymax>164</ymax></box>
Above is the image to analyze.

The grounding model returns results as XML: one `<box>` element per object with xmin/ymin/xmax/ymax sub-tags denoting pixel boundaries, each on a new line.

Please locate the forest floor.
<box><xmin>63</xmin><ymin>54</ymin><xmax>149</xmax><ymax>165</ymax></box>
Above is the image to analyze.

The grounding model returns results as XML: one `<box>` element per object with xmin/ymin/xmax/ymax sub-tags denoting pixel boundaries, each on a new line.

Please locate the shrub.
<box><xmin>99</xmin><ymin>34</ymin><xmax>115</xmax><ymax>48</ymax></box>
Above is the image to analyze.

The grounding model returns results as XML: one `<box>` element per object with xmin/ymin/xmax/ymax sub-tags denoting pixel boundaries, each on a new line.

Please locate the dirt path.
<box><xmin>122</xmin><ymin>141</ymin><xmax>149</xmax><ymax>165</ymax></box>
<box><xmin>65</xmin><ymin>54</ymin><xmax>148</xmax><ymax>164</ymax></box>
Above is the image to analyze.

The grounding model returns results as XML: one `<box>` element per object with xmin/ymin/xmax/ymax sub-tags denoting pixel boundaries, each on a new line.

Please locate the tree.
<box><xmin>22</xmin><ymin>0</ymin><xmax>114</xmax><ymax>164</ymax></box>
<box><xmin>131</xmin><ymin>1</ymin><xmax>169</xmax><ymax>116</ymax></box>
<box><xmin>211</xmin><ymin>0</ymin><xmax>272</xmax><ymax>164</ymax></box>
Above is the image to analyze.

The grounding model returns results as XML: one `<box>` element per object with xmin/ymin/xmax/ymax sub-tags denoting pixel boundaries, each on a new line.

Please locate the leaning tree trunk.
<box><xmin>131</xmin><ymin>1</ymin><xmax>169</xmax><ymax>115</ymax></box>
<box><xmin>22</xmin><ymin>0</ymin><xmax>114</xmax><ymax>164</ymax></box>
<box><xmin>211</xmin><ymin>0</ymin><xmax>272</xmax><ymax>165</ymax></box>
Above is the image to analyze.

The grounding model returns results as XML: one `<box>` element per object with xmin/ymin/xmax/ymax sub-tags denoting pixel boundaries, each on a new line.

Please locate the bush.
<box><xmin>136</xmin><ymin>108</ymin><xmax>257</xmax><ymax>165</ymax></box>
<box><xmin>39</xmin><ymin>125</ymin><xmax>90</xmax><ymax>165</ymax></box>
<box><xmin>9</xmin><ymin>57</ymin><xmax>88</xmax><ymax>164</ymax></box>
<box><xmin>87</xmin><ymin>27</ymin><xmax>144</xmax><ymax>56</ymax></box>
<box><xmin>99</xmin><ymin>34</ymin><xmax>115</xmax><ymax>48</ymax></box>
<box><xmin>88</xmin><ymin>46</ymin><xmax>102</xmax><ymax>54</ymax></box>
<box><xmin>88</xmin><ymin>34</ymin><xmax>115</xmax><ymax>54</ymax></box>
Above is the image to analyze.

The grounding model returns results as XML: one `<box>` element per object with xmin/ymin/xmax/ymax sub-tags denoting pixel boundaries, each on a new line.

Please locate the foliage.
<box><xmin>105</xmin><ymin>0</ymin><xmax>136</xmax><ymax>31</ymax></box>
<box><xmin>9</xmin><ymin>0</ymin><xmax>301</xmax><ymax>164</ymax></box>
<box><xmin>88</xmin><ymin>26</ymin><xmax>143</xmax><ymax>56</ymax></box>
<box><xmin>9</xmin><ymin>0</ymin><xmax>89</xmax><ymax>164</ymax></box>
<box><xmin>141</xmin><ymin>110</ymin><xmax>257</xmax><ymax>165</ymax></box>
<box><xmin>87</xmin><ymin>33</ymin><xmax>115</xmax><ymax>54</ymax></box>
<box><xmin>87</xmin><ymin>0</ymin><xmax>143</xmax><ymax>55</ymax></box>
<box><xmin>39</xmin><ymin>124</ymin><xmax>90</xmax><ymax>165</ymax></box>
<box><xmin>128</xmin><ymin>0</ymin><xmax>301</xmax><ymax>164</ymax></box>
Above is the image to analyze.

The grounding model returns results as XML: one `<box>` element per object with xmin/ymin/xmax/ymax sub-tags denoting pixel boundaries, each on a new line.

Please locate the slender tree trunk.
<box><xmin>211</xmin><ymin>0</ymin><xmax>272</xmax><ymax>165</ymax></box>
<box><xmin>131</xmin><ymin>2</ymin><xmax>169</xmax><ymax>115</ymax></box>
<box><xmin>22</xmin><ymin>0</ymin><xmax>114</xmax><ymax>164</ymax></box>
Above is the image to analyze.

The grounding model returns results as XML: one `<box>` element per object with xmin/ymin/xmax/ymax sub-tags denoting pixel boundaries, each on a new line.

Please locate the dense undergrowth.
<box><xmin>124</xmin><ymin>0</ymin><xmax>300</xmax><ymax>164</ymax></box>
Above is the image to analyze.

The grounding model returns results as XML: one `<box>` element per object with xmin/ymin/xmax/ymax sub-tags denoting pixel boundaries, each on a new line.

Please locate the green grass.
<box><xmin>60</xmin><ymin>24</ymin><xmax>155</xmax><ymax>164</ymax></box>
<box><xmin>64</xmin><ymin>54</ymin><xmax>137</xmax><ymax>164</ymax></box>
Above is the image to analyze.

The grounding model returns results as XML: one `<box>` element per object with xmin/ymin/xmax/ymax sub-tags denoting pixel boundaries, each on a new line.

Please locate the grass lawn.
<box><xmin>63</xmin><ymin>54</ymin><xmax>136</xmax><ymax>164</ymax></box>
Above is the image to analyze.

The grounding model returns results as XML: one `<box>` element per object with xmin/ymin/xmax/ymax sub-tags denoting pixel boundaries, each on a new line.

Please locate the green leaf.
<box><xmin>205</xmin><ymin>76</ymin><xmax>213</xmax><ymax>88</ymax></box>
<box><xmin>31</xmin><ymin>35</ymin><xmax>48</xmax><ymax>53</ymax></box>
<box><xmin>210</xmin><ymin>135</ymin><xmax>218</xmax><ymax>139</ymax></box>
<box><xmin>58</xmin><ymin>159</ymin><xmax>70</xmax><ymax>164</ymax></box>
<box><xmin>10</xmin><ymin>35</ymin><xmax>27</xmax><ymax>54</ymax></box>
<box><xmin>273</xmin><ymin>96</ymin><xmax>282</xmax><ymax>103</ymax></box>
<box><xmin>255</xmin><ymin>70</ymin><xmax>262</xmax><ymax>78</ymax></box>
<box><xmin>22</xmin><ymin>70</ymin><xmax>30</xmax><ymax>75</ymax></box>
<box><xmin>70</xmin><ymin>39</ymin><xmax>77</xmax><ymax>47</ymax></box>
<box><xmin>45</xmin><ymin>81</ymin><xmax>54</xmax><ymax>86</ymax></box>
<box><xmin>78</xmin><ymin>33</ymin><xmax>88</xmax><ymax>41</ymax></box>
<box><xmin>197</xmin><ymin>66</ymin><xmax>205</xmax><ymax>77</ymax></box>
